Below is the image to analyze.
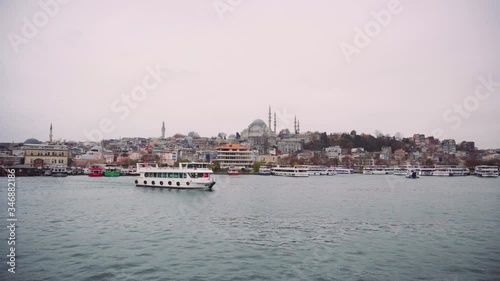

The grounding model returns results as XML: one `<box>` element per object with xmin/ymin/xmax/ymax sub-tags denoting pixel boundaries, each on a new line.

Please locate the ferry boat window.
<box><xmin>173</xmin><ymin>173</ymin><xmax>179</xmax><ymax>178</ymax></box>
<box><xmin>198</xmin><ymin>173</ymin><xmax>204</xmax><ymax>178</ymax></box>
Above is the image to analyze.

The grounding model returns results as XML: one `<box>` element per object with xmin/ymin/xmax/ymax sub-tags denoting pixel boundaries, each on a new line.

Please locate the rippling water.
<box><xmin>1</xmin><ymin>175</ymin><xmax>499</xmax><ymax>280</ymax></box>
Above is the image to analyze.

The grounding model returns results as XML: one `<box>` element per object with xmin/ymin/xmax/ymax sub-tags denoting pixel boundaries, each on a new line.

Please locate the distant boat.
<box><xmin>271</xmin><ymin>165</ymin><xmax>309</xmax><ymax>177</ymax></box>
<box><xmin>433</xmin><ymin>166</ymin><xmax>469</xmax><ymax>176</ymax></box>
<box><xmin>334</xmin><ymin>167</ymin><xmax>352</xmax><ymax>174</ymax></box>
<box><xmin>228</xmin><ymin>167</ymin><xmax>239</xmax><ymax>176</ymax></box>
<box><xmin>88</xmin><ymin>166</ymin><xmax>104</xmax><ymax>177</ymax></box>
<box><xmin>420</xmin><ymin>167</ymin><xmax>435</xmax><ymax>176</ymax></box>
<box><xmin>474</xmin><ymin>165</ymin><xmax>499</xmax><ymax>178</ymax></box>
<box><xmin>258</xmin><ymin>166</ymin><xmax>271</xmax><ymax>175</ymax></box>
<box><xmin>306</xmin><ymin>165</ymin><xmax>336</xmax><ymax>176</ymax></box>
<box><xmin>51</xmin><ymin>165</ymin><xmax>68</xmax><ymax>177</ymax></box>
<box><xmin>393</xmin><ymin>166</ymin><xmax>408</xmax><ymax>176</ymax></box>
<box><xmin>104</xmin><ymin>165</ymin><xmax>121</xmax><ymax>177</ymax></box>
<box><xmin>405</xmin><ymin>169</ymin><xmax>420</xmax><ymax>179</ymax></box>
<box><xmin>363</xmin><ymin>166</ymin><xmax>393</xmax><ymax>175</ymax></box>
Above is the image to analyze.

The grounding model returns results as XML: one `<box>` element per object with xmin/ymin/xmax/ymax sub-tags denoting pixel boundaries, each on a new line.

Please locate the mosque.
<box><xmin>240</xmin><ymin>106</ymin><xmax>301</xmax><ymax>154</ymax></box>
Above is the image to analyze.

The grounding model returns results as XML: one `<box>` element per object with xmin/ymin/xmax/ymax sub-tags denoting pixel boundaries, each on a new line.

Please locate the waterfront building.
<box><xmin>23</xmin><ymin>143</ymin><xmax>69</xmax><ymax>167</ymax></box>
<box><xmin>325</xmin><ymin>146</ymin><xmax>342</xmax><ymax>159</ymax></box>
<box><xmin>215</xmin><ymin>143</ymin><xmax>253</xmax><ymax>169</ymax></box>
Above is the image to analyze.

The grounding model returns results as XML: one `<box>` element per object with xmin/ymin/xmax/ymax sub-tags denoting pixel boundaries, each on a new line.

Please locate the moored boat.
<box><xmin>405</xmin><ymin>169</ymin><xmax>420</xmax><ymax>179</ymax></box>
<box><xmin>363</xmin><ymin>166</ymin><xmax>393</xmax><ymax>175</ymax></box>
<box><xmin>334</xmin><ymin>167</ymin><xmax>352</xmax><ymax>174</ymax></box>
<box><xmin>474</xmin><ymin>165</ymin><xmax>499</xmax><ymax>178</ymax></box>
<box><xmin>135</xmin><ymin>162</ymin><xmax>216</xmax><ymax>189</ymax></box>
<box><xmin>258</xmin><ymin>166</ymin><xmax>271</xmax><ymax>175</ymax></box>
<box><xmin>88</xmin><ymin>166</ymin><xmax>104</xmax><ymax>177</ymax></box>
<box><xmin>420</xmin><ymin>167</ymin><xmax>435</xmax><ymax>176</ymax></box>
<box><xmin>51</xmin><ymin>165</ymin><xmax>68</xmax><ymax>177</ymax></box>
<box><xmin>433</xmin><ymin>166</ymin><xmax>469</xmax><ymax>176</ymax></box>
<box><xmin>228</xmin><ymin>167</ymin><xmax>239</xmax><ymax>176</ymax></box>
<box><xmin>271</xmin><ymin>165</ymin><xmax>309</xmax><ymax>177</ymax></box>
<box><xmin>104</xmin><ymin>165</ymin><xmax>121</xmax><ymax>177</ymax></box>
<box><xmin>306</xmin><ymin>165</ymin><xmax>336</xmax><ymax>176</ymax></box>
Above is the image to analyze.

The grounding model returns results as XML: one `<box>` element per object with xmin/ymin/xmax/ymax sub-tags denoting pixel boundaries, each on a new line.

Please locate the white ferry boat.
<box><xmin>433</xmin><ymin>166</ymin><xmax>470</xmax><ymax>176</ymax></box>
<box><xmin>258</xmin><ymin>166</ymin><xmax>271</xmax><ymax>175</ymax></box>
<box><xmin>405</xmin><ymin>168</ymin><xmax>420</xmax><ymax>179</ymax></box>
<box><xmin>135</xmin><ymin>162</ymin><xmax>216</xmax><ymax>189</ymax></box>
<box><xmin>420</xmin><ymin>167</ymin><xmax>435</xmax><ymax>176</ymax></box>
<box><xmin>306</xmin><ymin>165</ymin><xmax>336</xmax><ymax>176</ymax></box>
<box><xmin>393</xmin><ymin>166</ymin><xmax>408</xmax><ymax>176</ymax></box>
<box><xmin>363</xmin><ymin>166</ymin><xmax>393</xmax><ymax>175</ymax></box>
<box><xmin>271</xmin><ymin>165</ymin><xmax>309</xmax><ymax>177</ymax></box>
<box><xmin>474</xmin><ymin>165</ymin><xmax>499</xmax><ymax>178</ymax></box>
<box><xmin>334</xmin><ymin>167</ymin><xmax>352</xmax><ymax>174</ymax></box>
<box><xmin>51</xmin><ymin>165</ymin><xmax>68</xmax><ymax>177</ymax></box>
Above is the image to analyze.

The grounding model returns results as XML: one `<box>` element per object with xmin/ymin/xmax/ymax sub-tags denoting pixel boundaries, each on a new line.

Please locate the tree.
<box><xmin>211</xmin><ymin>161</ymin><xmax>221</xmax><ymax>172</ymax></box>
<box><xmin>253</xmin><ymin>161</ymin><xmax>261</xmax><ymax>173</ymax></box>
<box><xmin>235</xmin><ymin>132</ymin><xmax>241</xmax><ymax>139</ymax></box>
<box><xmin>425</xmin><ymin>158</ymin><xmax>434</xmax><ymax>166</ymax></box>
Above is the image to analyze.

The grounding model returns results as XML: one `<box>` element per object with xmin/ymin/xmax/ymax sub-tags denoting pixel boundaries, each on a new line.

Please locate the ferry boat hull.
<box><xmin>135</xmin><ymin>178</ymin><xmax>216</xmax><ymax>189</ymax></box>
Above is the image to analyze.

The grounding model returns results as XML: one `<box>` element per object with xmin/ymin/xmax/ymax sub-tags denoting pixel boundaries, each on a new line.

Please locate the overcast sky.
<box><xmin>1</xmin><ymin>0</ymin><xmax>499</xmax><ymax>148</ymax></box>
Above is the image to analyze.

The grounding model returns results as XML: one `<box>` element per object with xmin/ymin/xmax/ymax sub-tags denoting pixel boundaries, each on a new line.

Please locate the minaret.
<box><xmin>294</xmin><ymin>116</ymin><xmax>297</xmax><ymax>134</ymax></box>
<box><xmin>49</xmin><ymin>123</ymin><xmax>53</xmax><ymax>142</ymax></box>
<box><xmin>273</xmin><ymin>112</ymin><xmax>277</xmax><ymax>134</ymax></box>
<box><xmin>161</xmin><ymin>121</ymin><xmax>165</xmax><ymax>139</ymax></box>
<box><xmin>297</xmin><ymin>120</ymin><xmax>300</xmax><ymax>134</ymax></box>
<box><xmin>268</xmin><ymin>106</ymin><xmax>272</xmax><ymax>129</ymax></box>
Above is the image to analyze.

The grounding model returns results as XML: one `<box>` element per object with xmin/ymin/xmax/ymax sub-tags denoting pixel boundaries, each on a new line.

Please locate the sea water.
<box><xmin>1</xmin><ymin>175</ymin><xmax>499</xmax><ymax>280</ymax></box>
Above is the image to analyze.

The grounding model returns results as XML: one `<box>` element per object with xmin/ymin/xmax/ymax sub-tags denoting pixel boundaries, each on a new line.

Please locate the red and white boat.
<box><xmin>88</xmin><ymin>166</ymin><xmax>104</xmax><ymax>177</ymax></box>
<box><xmin>228</xmin><ymin>167</ymin><xmax>239</xmax><ymax>176</ymax></box>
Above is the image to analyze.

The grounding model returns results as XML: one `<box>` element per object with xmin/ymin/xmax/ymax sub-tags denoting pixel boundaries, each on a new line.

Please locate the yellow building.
<box><xmin>23</xmin><ymin>144</ymin><xmax>69</xmax><ymax>167</ymax></box>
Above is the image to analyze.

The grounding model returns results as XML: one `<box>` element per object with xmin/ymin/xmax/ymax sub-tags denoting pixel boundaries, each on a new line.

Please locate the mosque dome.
<box><xmin>241</xmin><ymin>118</ymin><xmax>273</xmax><ymax>139</ymax></box>
<box><xmin>251</xmin><ymin>119</ymin><xmax>266</xmax><ymax>126</ymax></box>
<box><xmin>24</xmin><ymin>138</ymin><xmax>42</xmax><ymax>144</ymax></box>
<box><xmin>90</xmin><ymin>146</ymin><xmax>103</xmax><ymax>152</ymax></box>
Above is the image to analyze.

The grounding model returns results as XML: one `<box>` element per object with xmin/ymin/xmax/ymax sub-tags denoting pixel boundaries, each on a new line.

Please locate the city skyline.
<box><xmin>1</xmin><ymin>0</ymin><xmax>499</xmax><ymax>148</ymax></box>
